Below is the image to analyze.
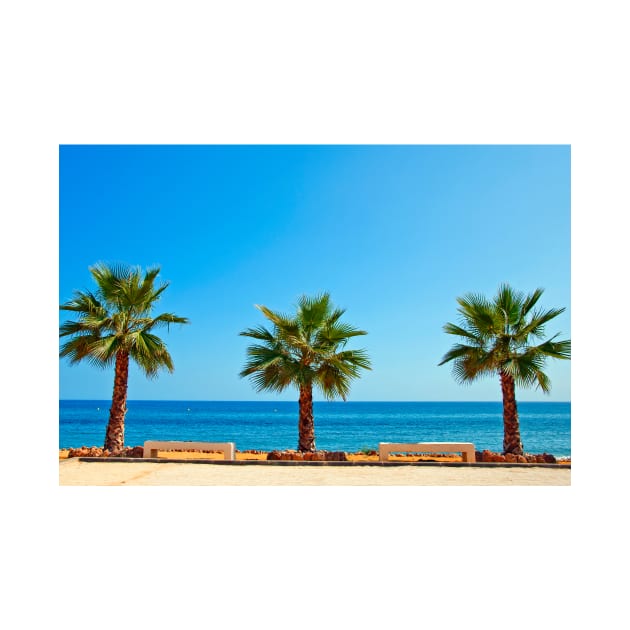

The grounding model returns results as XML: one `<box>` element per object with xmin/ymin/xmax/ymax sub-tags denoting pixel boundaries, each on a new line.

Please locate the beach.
<box><xmin>59</xmin><ymin>456</ymin><xmax>570</xmax><ymax>486</ymax></box>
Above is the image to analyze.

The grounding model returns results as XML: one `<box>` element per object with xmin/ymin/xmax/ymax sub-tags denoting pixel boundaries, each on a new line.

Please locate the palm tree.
<box><xmin>438</xmin><ymin>283</ymin><xmax>570</xmax><ymax>455</ymax></box>
<box><xmin>239</xmin><ymin>293</ymin><xmax>371</xmax><ymax>452</ymax></box>
<box><xmin>59</xmin><ymin>263</ymin><xmax>189</xmax><ymax>454</ymax></box>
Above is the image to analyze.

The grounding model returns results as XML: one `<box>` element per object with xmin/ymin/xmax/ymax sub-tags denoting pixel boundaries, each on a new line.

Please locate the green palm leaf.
<box><xmin>60</xmin><ymin>263</ymin><xmax>189</xmax><ymax>452</ymax></box>
<box><xmin>239</xmin><ymin>293</ymin><xmax>371</xmax><ymax>451</ymax></box>
<box><xmin>440</xmin><ymin>283</ymin><xmax>570</xmax><ymax>455</ymax></box>
<box><xmin>442</xmin><ymin>285</ymin><xmax>569</xmax><ymax>381</ymax></box>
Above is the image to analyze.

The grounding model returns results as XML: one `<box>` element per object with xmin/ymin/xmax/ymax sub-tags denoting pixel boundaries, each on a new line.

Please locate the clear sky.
<box><xmin>59</xmin><ymin>144</ymin><xmax>571</xmax><ymax>402</ymax></box>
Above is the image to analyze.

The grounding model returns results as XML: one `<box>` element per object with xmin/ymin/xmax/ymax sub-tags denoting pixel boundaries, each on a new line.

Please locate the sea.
<box><xmin>59</xmin><ymin>400</ymin><xmax>571</xmax><ymax>457</ymax></box>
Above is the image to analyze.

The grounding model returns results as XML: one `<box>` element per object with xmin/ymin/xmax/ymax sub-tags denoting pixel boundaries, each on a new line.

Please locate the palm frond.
<box><xmin>142</xmin><ymin>312</ymin><xmax>190</xmax><ymax>332</ymax></box>
<box><xmin>442</xmin><ymin>283</ymin><xmax>570</xmax><ymax>396</ymax></box>
<box><xmin>457</xmin><ymin>293</ymin><xmax>496</xmax><ymax>336</ymax></box>
<box><xmin>530</xmin><ymin>369</ymin><xmax>552</xmax><ymax>393</ymax></box>
<box><xmin>298</xmin><ymin>293</ymin><xmax>331</xmax><ymax>321</ymax></box>
<box><xmin>325</xmin><ymin>307</ymin><xmax>347</xmax><ymax>326</ymax></box>
<box><xmin>494</xmin><ymin>283</ymin><xmax>524</xmax><ymax>328</ymax></box>
<box><xmin>130</xmin><ymin>332</ymin><xmax>175</xmax><ymax>377</ymax></box>
<box><xmin>255</xmin><ymin>304</ymin><xmax>299</xmax><ymax>334</ymax></box>
<box><xmin>240</xmin><ymin>293</ymin><xmax>369</xmax><ymax>399</ymax></box>
<box><xmin>313</xmin><ymin>353</ymin><xmax>370</xmax><ymax>396</ymax></box>
<box><xmin>134</xmin><ymin>267</ymin><xmax>171</xmax><ymax>312</ymax></box>
<box><xmin>90</xmin><ymin>261</ymin><xmax>131</xmax><ymax>302</ymax></box>
<box><xmin>315</xmin><ymin>364</ymin><xmax>353</xmax><ymax>401</ymax></box>
<box><xmin>519</xmin><ymin>307</ymin><xmax>566</xmax><ymax>339</ymax></box>
<box><xmin>442</xmin><ymin>322</ymin><xmax>484</xmax><ymax>344</ymax></box>
<box><xmin>438</xmin><ymin>343</ymin><xmax>477</xmax><ymax>366</ymax></box>
<box><xmin>240</xmin><ymin>344</ymin><xmax>291</xmax><ymax>375</ymax></box>
<box><xmin>90</xmin><ymin>334</ymin><xmax>121</xmax><ymax>361</ymax></box>
<box><xmin>331</xmin><ymin>348</ymin><xmax>372</xmax><ymax>371</ymax></box>
<box><xmin>59</xmin><ymin>318</ymin><xmax>101</xmax><ymax>338</ymax></box>
<box><xmin>501</xmin><ymin>351</ymin><xmax>555</xmax><ymax>391</ymax></box>
<box><xmin>246</xmin><ymin>356</ymin><xmax>307</xmax><ymax>393</ymax></box>
<box><xmin>315</xmin><ymin>323</ymin><xmax>368</xmax><ymax>349</ymax></box>
<box><xmin>440</xmin><ymin>341</ymin><xmax>496</xmax><ymax>380</ymax></box>
<box><xmin>59</xmin><ymin>334</ymin><xmax>117</xmax><ymax>368</ymax></box>
<box><xmin>59</xmin><ymin>290</ymin><xmax>106</xmax><ymax>317</ymax></box>
<box><xmin>531</xmin><ymin>337</ymin><xmax>571</xmax><ymax>360</ymax></box>
<box><xmin>60</xmin><ymin>263</ymin><xmax>188</xmax><ymax>379</ymax></box>
<box><xmin>249</xmin><ymin>365</ymin><xmax>294</xmax><ymax>393</ymax></box>
<box><xmin>116</xmin><ymin>266</ymin><xmax>145</xmax><ymax>310</ymax></box>
<box><xmin>519</xmin><ymin>288</ymin><xmax>545</xmax><ymax>319</ymax></box>
<box><xmin>239</xmin><ymin>325</ymin><xmax>276</xmax><ymax>342</ymax></box>
<box><xmin>451</xmin><ymin>355</ymin><xmax>495</xmax><ymax>384</ymax></box>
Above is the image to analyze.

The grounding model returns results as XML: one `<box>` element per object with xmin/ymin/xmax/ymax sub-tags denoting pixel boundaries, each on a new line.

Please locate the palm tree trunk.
<box><xmin>500</xmin><ymin>369</ymin><xmax>524</xmax><ymax>455</ymax></box>
<box><xmin>298</xmin><ymin>384</ymin><xmax>316</xmax><ymax>452</ymax></box>
<box><xmin>104</xmin><ymin>350</ymin><xmax>129</xmax><ymax>454</ymax></box>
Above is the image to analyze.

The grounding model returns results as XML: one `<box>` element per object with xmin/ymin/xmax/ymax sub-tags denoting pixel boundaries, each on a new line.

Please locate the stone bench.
<box><xmin>143</xmin><ymin>440</ymin><xmax>236</xmax><ymax>460</ymax></box>
<box><xmin>378</xmin><ymin>442</ymin><xmax>476</xmax><ymax>463</ymax></box>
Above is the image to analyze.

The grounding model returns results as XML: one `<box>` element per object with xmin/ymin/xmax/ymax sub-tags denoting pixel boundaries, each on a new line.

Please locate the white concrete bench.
<box><xmin>143</xmin><ymin>440</ymin><xmax>235</xmax><ymax>460</ymax></box>
<box><xmin>378</xmin><ymin>442</ymin><xmax>476</xmax><ymax>463</ymax></box>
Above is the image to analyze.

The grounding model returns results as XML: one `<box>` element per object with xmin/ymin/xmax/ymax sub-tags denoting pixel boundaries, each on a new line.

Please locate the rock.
<box><xmin>478</xmin><ymin>450</ymin><xmax>560</xmax><ymax>464</ymax></box>
<box><xmin>481</xmin><ymin>450</ymin><xmax>505</xmax><ymax>462</ymax></box>
<box><xmin>325</xmin><ymin>451</ymin><xmax>348</xmax><ymax>461</ymax></box>
<box><xmin>126</xmin><ymin>446</ymin><xmax>144</xmax><ymax>458</ymax></box>
<box><xmin>283</xmin><ymin>451</ymin><xmax>301</xmax><ymax>460</ymax></box>
<box><xmin>266</xmin><ymin>450</ymin><xmax>348</xmax><ymax>461</ymax></box>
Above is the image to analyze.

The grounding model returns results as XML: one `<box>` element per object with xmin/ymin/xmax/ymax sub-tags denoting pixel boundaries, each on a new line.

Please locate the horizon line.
<box><xmin>59</xmin><ymin>398</ymin><xmax>571</xmax><ymax>404</ymax></box>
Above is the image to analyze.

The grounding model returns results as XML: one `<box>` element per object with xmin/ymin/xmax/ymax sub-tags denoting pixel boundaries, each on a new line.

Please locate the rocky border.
<box><xmin>61</xmin><ymin>446</ymin><xmax>569</xmax><ymax>465</ymax></box>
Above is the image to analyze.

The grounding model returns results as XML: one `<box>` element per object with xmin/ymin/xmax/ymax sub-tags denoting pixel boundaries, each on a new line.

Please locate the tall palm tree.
<box><xmin>438</xmin><ymin>283</ymin><xmax>570</xmax><ymax>455</ymax></box>
<box><xmin>239</xmin><ymin>293</ymin><xmax>371</xmax><ymax>452</ymax></box>
<box><xmin>59</xmin><ymin>263</ymin><xmax>189</xmax><ymax>453</ymax></box>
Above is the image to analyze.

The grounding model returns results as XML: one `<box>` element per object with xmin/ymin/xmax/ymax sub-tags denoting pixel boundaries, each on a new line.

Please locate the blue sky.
<box><xmin>59</xmin><ymin>145</ymin><xmax>571</xmax><ymax>402</ymax></box>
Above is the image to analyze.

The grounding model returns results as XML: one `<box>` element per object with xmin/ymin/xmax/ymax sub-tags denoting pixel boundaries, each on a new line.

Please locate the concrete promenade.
<box><xmin>59</xmin><ymin>458</ymin><xmax>571</xmax><ymax>486</ymax></box>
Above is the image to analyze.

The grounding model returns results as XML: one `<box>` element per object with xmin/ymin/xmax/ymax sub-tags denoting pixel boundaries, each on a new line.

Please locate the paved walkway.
<box><xmin>59</xmin><ymin>458</ymin><xmax>571</xmax><ymax>486</ymax></box>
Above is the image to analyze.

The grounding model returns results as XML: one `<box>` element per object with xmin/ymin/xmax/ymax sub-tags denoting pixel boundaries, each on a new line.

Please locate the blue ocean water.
<box><xmin>59</xmin><ymin>400</ymin><xmax>571</xmax><ymax>456</ymax></box>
